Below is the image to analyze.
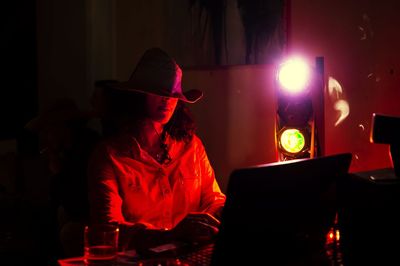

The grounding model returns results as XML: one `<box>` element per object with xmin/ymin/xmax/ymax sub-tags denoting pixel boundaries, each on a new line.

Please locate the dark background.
<box><xmin>1</xmin><ymin>1</ymin><xmax>37</xmax><ymax>140</ymax></box>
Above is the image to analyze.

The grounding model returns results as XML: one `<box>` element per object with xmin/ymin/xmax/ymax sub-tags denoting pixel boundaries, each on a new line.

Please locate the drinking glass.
<box><xmin>84</xmin><ymin>224</ymin><xmax>119</xmax><ymax>266</ymax></box>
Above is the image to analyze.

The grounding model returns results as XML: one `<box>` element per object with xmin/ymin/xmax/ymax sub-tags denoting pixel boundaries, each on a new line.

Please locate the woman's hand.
<box><xmin>119</xmin><ymin>222</ymin><xmax>167</xmax><ymax>251</ymax></box>
<box><xmin>171</xmin><ymin>212</ymin><xmax>220</xmax><ymax>243</ymax></box>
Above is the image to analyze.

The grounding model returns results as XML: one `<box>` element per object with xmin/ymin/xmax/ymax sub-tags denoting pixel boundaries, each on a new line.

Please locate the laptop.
<box><xmin>210</xmin><ymin>153</ymin><xmax>352</xmax><ymax>265</ymax></box>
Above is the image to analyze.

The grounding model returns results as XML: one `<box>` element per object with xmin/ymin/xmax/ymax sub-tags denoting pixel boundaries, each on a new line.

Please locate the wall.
<box><xmin>37</xmin><ymin>0</ymin><xmax>89</xmax><ymax>110</ymax></box>
<box><xmin>290</xmin><ymin>0</ymin><xmax>400</xmax><ymax>172</ymax></box>
<box><xmin>184</xmin><ymin>65</ymin><xmax>277</xmax><ymax>191</ymax></box>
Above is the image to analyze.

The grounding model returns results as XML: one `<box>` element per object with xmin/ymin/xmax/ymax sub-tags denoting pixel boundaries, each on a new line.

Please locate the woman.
<box><xmin>88</xmin><ymin>48</ymin><xmax>226</xmax><ymax>250</ymax></box>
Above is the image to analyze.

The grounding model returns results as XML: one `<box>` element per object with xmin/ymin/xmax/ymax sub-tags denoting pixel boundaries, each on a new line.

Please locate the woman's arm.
<box><xmin>87</xmin><ymin>142</ymin><xmax>126</xmax><ymax>224</ymax></box>
<box><xmin>196</xmin><ymin>138</ymin><xmax>226</xmax><ymax>220</ymax></box>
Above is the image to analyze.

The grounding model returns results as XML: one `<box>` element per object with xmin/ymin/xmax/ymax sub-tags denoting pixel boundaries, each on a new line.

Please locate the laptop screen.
<box><xmin>211</xmin><ymin>153</ymin><xmax>352</xmax><ymax>265</ymax></box>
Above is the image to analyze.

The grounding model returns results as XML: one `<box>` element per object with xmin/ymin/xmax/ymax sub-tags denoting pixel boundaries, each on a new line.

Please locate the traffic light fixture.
<box><xmin>275</xmin><ymin>57</ymin><xmax>324</xmax><ymax>161</ymax></box>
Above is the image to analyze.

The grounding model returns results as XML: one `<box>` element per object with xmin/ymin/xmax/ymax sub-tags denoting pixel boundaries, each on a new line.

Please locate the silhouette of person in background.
<box><xmin>25</xmin><ymin>98</ymin><xmax>100</xmax><ymax>258</ymax></box>
<box><xmin>88</xmin><ymin>48</ymin><xmax>226</xmax><ymax>252</ymax></box>
<box><xmin>91</xmin><ymin>79</ymin><xmax>120</xmax><ymax>138</ymax></box>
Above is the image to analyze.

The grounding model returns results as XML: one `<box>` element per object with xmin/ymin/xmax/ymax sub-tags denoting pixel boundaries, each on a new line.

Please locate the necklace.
<box><xmin>150</xmin><ymin>123</ymin><xmax>172</xmax><ymax>164</ymax></box>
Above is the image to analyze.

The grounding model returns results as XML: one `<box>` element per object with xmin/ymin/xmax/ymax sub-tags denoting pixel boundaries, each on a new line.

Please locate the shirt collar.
<box><xmin>128</xmin><ymin>132</ymin><xmax>176</xmax><ymax>163</ymax></box>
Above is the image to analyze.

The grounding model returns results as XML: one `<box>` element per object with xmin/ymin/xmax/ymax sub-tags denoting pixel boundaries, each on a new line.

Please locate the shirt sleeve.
<box><xmin>87</xmin><ymin>142</ymin><xmax>127</xmax><ymax>225</ymax></box>
<box><xmin>196</xmin><ymin>137</ymin><xmax>226</xmax><ymax>218</ymax></box>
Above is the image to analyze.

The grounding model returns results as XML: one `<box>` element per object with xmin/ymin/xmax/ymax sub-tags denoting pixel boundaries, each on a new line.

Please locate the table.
<box><xmin>59</xmin><ymin>242</ymin><xmax>214</xmax><ymax>266</ymax></box>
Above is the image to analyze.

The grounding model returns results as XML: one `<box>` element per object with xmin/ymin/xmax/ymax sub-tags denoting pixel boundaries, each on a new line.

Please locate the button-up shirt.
<box><xmin>88</xmin><ymin>133</ymin><xmax>226</xmax><ymax>229</ymax></box>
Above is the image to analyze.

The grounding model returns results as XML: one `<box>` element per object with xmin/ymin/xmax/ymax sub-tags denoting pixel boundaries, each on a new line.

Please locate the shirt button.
<box><xmin>158</xmin><ymin>169</ymin><xmax>166</xmax><ymax>177</ymax></box>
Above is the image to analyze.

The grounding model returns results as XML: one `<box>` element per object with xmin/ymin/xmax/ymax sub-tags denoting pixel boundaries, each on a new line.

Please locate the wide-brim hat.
<box><xmin>111</xmin><ymin>48</ymin><xmax>203</xmax><ymax>103</ymax></box>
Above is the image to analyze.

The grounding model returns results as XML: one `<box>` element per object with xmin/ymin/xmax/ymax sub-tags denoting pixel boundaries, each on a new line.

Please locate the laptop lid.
<box><xmin>211</xmin><ymin>153</ymin><xmax>352</xmax><ymax>265</ymax></box>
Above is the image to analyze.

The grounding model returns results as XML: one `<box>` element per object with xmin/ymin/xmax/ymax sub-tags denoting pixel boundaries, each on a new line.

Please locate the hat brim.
<box><xmin>110</xmin><ymin>82</ymin><xmax>203</xmax><ymax>104</ymax></box>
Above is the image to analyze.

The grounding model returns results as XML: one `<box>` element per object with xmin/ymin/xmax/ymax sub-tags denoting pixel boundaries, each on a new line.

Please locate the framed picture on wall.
<box><xmin>164</xmin><ymin>0</ymin><xmax>289</xmax><ymax>67</ymax></box>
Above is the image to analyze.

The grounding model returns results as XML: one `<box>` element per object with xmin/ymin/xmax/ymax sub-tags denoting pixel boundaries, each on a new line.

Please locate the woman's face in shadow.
<box><xmin>145</xmin><ymin>94</ymin><xmax>178</xmax><ymax>125</ymax></box>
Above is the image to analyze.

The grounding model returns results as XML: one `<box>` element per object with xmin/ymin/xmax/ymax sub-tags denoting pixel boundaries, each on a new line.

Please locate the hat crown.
<box><xmin>128</xmin><ymin>48</ymin><xmax>182</xmax><ymax>97</ymax></box>
<box><xmin>112</xmin><ymin>47</ymin><xmax>202</xmax><ymax>103</ymax></box>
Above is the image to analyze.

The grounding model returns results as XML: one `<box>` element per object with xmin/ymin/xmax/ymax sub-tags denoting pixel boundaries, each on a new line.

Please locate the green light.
<box><xmin>280</xmin><ymin>128</ymin><xmax>305</xmax><ymax>154</ymax></box>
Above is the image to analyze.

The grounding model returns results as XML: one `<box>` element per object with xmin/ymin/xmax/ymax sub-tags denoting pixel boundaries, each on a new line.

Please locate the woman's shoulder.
<box><xmin>184</xmin><ymin>134</ymin><xmax>206</xmax><ymax>151</ymax></box>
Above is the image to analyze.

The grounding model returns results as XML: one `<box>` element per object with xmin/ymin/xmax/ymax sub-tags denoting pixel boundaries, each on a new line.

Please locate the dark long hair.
<box><xmin>104</xmin><ymin>87</ymin><xmax>196</xmax><ymax>143</ymax></box>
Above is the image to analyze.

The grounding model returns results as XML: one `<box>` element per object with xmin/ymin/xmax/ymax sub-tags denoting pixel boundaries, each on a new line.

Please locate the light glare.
<box><xmin>328</xmin><ymin>77</ymin><xmax>343</xmax><ymax>99</ymax></box>
<box><xmin>334</xmin><ymin>99</ymin><xmax>350</xmax><ymax>126</ymax></box>
<box><xmin>278</xmin><ymin>58</ymin><xmax>310</xmax><ymax>94</ymax></box>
